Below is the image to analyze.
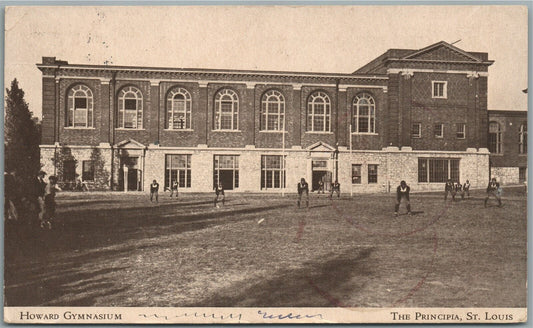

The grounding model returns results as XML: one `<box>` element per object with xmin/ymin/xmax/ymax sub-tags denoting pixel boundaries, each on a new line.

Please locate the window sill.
<box><xmin>164</xmin><ymin>129</ymin><xmax>194</xmax><ymax>132</ymax></box>
<box><xmin>351</xmin><ymin>132</ymin><xmax>378</xmax><ymax>136</ymax></box>
<box><xmin>64</xmin><ymin>127</ymin><xmax>96</xmax><ymax>130</ymax></box>
<box><xmin>432</xmin><ymin>96</ymin><xmax>447</xmax><ymax>99</ymax></box>
<box><xmin>259</xmin><ymin>130</ymin><xmax>286</xmax><ymax>133</ymax></box>
<box><xmin>212</xmin><ymin>130</ymin><xmax>242</xmax><ymax>133</ymax></box>
<box><xmin>490</xmin><ymin>153</ymin><xmax>504</xmax><ymax>156</ymax></box>
<box><xmin>305</xmin><ymin>131</ymin><xmax>334</xmax><ymax>134</ymax></box>
<box><xmin>116</xmin><ymin>128</ymin><xmax>146</xmax><ymax>131</ymax></box>
<box><xmin>456</xmin><ymin>137</ymin><xmax>466</xmax><ymax>140</ymax></box>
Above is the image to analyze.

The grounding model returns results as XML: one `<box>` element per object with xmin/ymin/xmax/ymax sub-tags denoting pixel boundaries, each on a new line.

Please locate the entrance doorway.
<box><xmin>312</xmin><ymin>159</ymin><xmax>331</xmax><ymax>191</ymax></box>
<box><xmin>120</xmin><ymin>156</ymin><xmax>141</xmax><ymax>191</ymax></box>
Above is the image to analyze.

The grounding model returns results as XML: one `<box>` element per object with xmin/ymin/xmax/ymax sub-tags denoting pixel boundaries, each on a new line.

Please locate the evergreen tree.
<box><xmin>4</xmin><ymin>79</ymin><xmax>41</xmax><ymax>184</ymax></box>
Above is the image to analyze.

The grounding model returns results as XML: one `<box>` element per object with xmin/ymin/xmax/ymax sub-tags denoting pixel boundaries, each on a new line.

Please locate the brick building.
<box><xmin>488</xmin><ymin>110</ymin><xmax>528</xmax><ymax>184</ymax></box>
<box><xmin>38</xmin><ymin>41</ymin><xmax>498</xmax><ymax>193</ymax></box>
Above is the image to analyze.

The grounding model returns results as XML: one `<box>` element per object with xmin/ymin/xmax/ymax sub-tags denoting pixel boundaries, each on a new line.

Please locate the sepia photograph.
<box><xmin>3</xmin><ymin>4</ymin><xmax>529</xmax><ymax>324</ymax></box>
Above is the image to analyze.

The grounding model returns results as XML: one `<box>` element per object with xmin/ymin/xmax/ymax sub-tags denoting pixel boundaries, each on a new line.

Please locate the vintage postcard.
<box><xmin>3</xmin><ymin>5</ymin><xmax>528</xmax><ymax>324</ymax></box>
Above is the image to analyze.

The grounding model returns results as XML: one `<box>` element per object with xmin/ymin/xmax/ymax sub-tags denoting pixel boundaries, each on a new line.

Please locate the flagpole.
<box><xmin>350</xmin><ymin>124</ymin><xmax>353</xmax><ymax>197</ymax></box>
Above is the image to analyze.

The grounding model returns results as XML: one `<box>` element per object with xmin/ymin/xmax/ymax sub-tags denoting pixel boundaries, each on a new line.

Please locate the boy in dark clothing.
<box><xmin>444</xmin><ymin>179</ymin><xmax>456</xmax><ymax>201</ymax></box>
<box><xmin>395</xmin><ymin>180</ymin><xmax>412</xmax><ymax>216</ymax></box>
<box><xmin>329</xmin><ymin>180</ymin><xmax>341</xmax><ymax>198</ymax></box>
<box><xmin>454</xmin><ymin>181</ymin><xmax>462</xmax><ymax>201</ymax></box>
<box><xmin>170</xmin><ymin>180</ymin><xmax>179</xmax><ymax>198</ymax></box>
<box><xmin>35</xmin><ymin>171</ymin><xmax>47</xmax><ymax>222</ymax></box>
<box><xmin>150</xmin><ymin>180</ymin><xmax>159</xmax><ymax>203</ymax></box>
<box><xmin>297</xmin><ymin>178</ymin><xmax>309</xmax><ymax>208</ymax></box>
<box><xmin>214</xmin><ymin>182</ymin><xmax>225</xmax><ymax>207</ymax></box>
<box><xmin>42</xmin><ymin>175</ymin><xmax>61</xmax><ymax>229</ymax></box>
<box><xmin>462</xmin><ymin>180</ymin><xmax>471</xmax><ymax>199</ymax></box>
<box><xmin>317</xmin><ymin>180</ymin><xmax>324</xmax><ymax>194</ymax></box>
<box><xmin>484</xmin><ymin>178</ymin><xmax>502</xmax><ymax>207</ymax></box>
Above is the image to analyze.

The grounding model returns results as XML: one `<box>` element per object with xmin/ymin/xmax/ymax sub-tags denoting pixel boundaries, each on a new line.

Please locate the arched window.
<box><xmin>261</xmin><ymin>90</ymin><xmax>285</xmax><ymax>131</ymax></box>
<box><xmin>118</xmin><ymin>86</ymin><xmax>143</xmax><ymax>129</ymax></box>
<box><xmin>167</xmin><ymin>88</ymin><xmax>192</xmax><ymax>129</ymax></box>
<box><xmin>214</xmin><ymin>89</ymin><xmax>239</xmax><ymax>130</ymax></box>
<box><xmin>67</xmin><ymin>84</ymin><xmax>93</xmax><ymax>127</ymax></box>
<box><xmin>307</xmin><ymin>91</ymin><xmax>331</xmax><ymax>132</ymax></box>
<box><xmin>352</xmin><ymin>93</ymin><xmax>376</xmax><ymax>133</ymax></box>
<box><xmin>519</xmin><ymin>123</ymin><xmax>527</xmax><ymax>154</ymax></box>
<box><xmin>489</xmin><ymin>121</ymin><xmax>502</xmax><ymax>154</ymax></box>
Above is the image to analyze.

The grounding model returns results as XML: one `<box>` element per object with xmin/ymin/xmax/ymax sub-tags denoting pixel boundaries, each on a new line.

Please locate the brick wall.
<box><xmin>488</xmin><ymin>112</ymin><xmax>528</xmax><ymax>168</ymax></box>
<box><xmin>41</xmin><ymin>77</ymin><xmax>56</xmax><ymax>144</ymax></box>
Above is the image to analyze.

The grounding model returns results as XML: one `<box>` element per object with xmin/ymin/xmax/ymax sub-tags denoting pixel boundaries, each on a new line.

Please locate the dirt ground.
<box><xmin>4</xmin><ymin>187</ymin><xmax>527</xmax><ymax>307</ymax></box>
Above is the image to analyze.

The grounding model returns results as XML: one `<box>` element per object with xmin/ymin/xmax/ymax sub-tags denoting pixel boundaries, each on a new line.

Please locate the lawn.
<box><xmin>4</xmin><ymin>187</ymin><xmax>527</xmax><ymax>308</ymax></box>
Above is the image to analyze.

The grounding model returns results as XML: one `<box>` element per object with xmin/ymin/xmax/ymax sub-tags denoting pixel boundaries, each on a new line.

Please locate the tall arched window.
<box><xmin>489</xmin><ymin>121</ymin><xmax>502</xmax><ymax>154</ymax></box>
<box><xmin>519</xmin><ymin>123</ymin><xmax>527</xmax><ymax>154</ymax></box>
<box><xmin>214</xmin><ymin>89</ymin><xmax>239</xmax><ymax>130</ymax></box>
<box><xmin>352</xmin><ymin>93</ymin><xmax>376</xmax><ymax>133</ymax></box>
<box><xmin>307</xmin><ymin>91</ymin><xmax>331</xmax><ymax>132</ymax></box>
<box><xmin>118</xmin><ymin>86</ymin><xmax>143</xmax><ymax>129</ymax></box>
<box><xmin>261</xmin><ymin>90</ymin><xmax>285</xmax><ymax>131</ymax></box>
<box><xmin>167</xmin><ymin>88</ymin><xmax>192</xmax><ymax>129</ymax></box>
<box><xmin>67</xmin><ymin>84</ymin><xmax>93</xmax><ymax>127</ymax></box>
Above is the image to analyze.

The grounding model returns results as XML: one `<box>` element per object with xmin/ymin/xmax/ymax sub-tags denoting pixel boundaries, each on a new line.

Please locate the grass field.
<box><xmin>4</xmin><ymin>187</ymin><xmax>527</xmax><ymax>307</ymax></box>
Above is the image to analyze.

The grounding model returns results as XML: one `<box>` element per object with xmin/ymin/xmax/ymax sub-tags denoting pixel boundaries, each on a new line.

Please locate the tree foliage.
<box><xmin>90</xmin><ymin>147</ymin><xmax>110</xmax><ymax>189</ymax></box>
<box><xmin>51</xmin><ymin>145</ymin><xmax>77</xmax><ymax>184</ymax></box>
<box><xmin>4</xmin><ymin>79</ymin><xmax>41</xmax><ymax>183</ymax></box>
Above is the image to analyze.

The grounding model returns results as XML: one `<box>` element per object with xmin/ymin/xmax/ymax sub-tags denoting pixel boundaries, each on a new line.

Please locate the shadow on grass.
<box><xmin>4</xmin><ymin>202</ymin><xmax>293</xmax><ymax>305</ymax></box>
<box><xmin>5</xmin><ymin>267</ymin><xmax>129</xmax><ymax>306</ymax></box>
<box><xmin>186</xmin><ymin>247</ymin><xmax>374</xmax><ymax>307</ymax></box>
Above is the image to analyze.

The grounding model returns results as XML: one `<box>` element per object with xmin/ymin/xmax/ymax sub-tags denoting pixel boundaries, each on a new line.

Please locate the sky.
<box><xmin>4</xmin><ymin>5</ymin><xmax>529</xmax><ymax>119</ymax></box>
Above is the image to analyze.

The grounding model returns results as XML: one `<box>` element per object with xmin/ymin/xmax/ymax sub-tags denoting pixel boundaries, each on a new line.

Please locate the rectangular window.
<box><xmin>432</xmin><ymin>81</ymin><xmax>447</xmax><ymax>98</ymax></box>
<box><xmin>456</xmin><ymin>123</ymin><xmax>466</xmax><ymax>139</ymax></box>
<box><xmin>489</xmin><ymin>122</ymin><xmax>502</xmax><ymax>154</ymax></box>
<box><xmin>63</xmin><ymin>160</ymin><xmax>76</xmax><ymax>182</ymax></box>
<box><xmin>434</xmin><ymin>124</ymin><xmax>444</xmax><ymax>138</ymax></box>
<box><xmin>261</xmin><ymin>155</ymin><xmax>286</xmax><ymax>189</ymax></box>
<box><xmin>519</xmin><ymin>124</ymin><xmax>527</xmax><ymax>154</ymax></box>
<box><xmin>82</xmin><ymin>160</ymin><xmax>94</xmax><ymax>181</ymax></box>
<box><xmin>412</xmin><ymin>123</ymin><xmax>421</xmax><ymax>138</ymax></box>
<box><xmin>165</xmin><ymin>155</ymin><xmax>192</xmax><ymax>189</ymax></box>
<box><xmin>368</xmin><ymin>164</ymin><xmax>378</xmax><ymax>184</ymax></box>
<box><xmin>214</xmin><ymin>155</ymin><xmax>239</xmax><ymax>190</ymax></box>
<box><xmin>418</xmin><ymin>158</ymin><xmax>460</xmax><ymax>183</ymax></box>
<box><xmin>352</xmin><ymin>164</ymin><xmax>362</xmax><ymax>184</ymax></box>
<box><xmin>519</xmin><ymin>167</ymin><xmax>527</xmax><ymax>183</ymax></box>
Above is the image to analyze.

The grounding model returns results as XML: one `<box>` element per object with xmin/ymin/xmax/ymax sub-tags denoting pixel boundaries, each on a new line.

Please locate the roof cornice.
<box><xmin>385</xmin><ymin>58</ymin><xmax>494</xmax><ymax>66</ymax></box>
<box><xmin>37</xmin><ymin>63</ymin><xmax>388</xmax><ymax>81</ymax></box>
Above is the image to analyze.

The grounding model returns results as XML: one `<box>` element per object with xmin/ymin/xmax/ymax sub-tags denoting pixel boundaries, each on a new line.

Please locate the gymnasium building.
<box><xmin>37</xmin><ymin>41</ymin><xmax>524</xmax><ymax>193</ymax></box>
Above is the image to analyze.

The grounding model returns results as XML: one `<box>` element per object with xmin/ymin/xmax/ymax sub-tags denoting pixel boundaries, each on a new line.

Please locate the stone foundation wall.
<box><xmin>40</xmin><ymin>144</ymin><xmax>490</xmax><ymax>193</ymax></box>
<box><xmin>490</xmin><ymin>167</ymin><xmax>520</xmax><ymax>185</ymax></box>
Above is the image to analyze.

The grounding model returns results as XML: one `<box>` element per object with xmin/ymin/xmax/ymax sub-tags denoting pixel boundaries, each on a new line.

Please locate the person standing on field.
<box><xmin>297</xmin><ymin>178</ymin><xmax>309</xmax><ymax>208</ymax></box>
<box><xmin>150</xmin><ymin>179</ymin><xmax>159</xmax><ymax>203</ymax></box>
<box><xmin>35</xmin><ymin>171</ymin><xmax>47</xmax><ymax>223</ymax></box>
<box><xmin>395</xmin><ymin>180</ymin><xmax>412</xmax><ymax>217</ymax></box>
<box><xmin>444</xmin><ymin>179</ymin><xmax>456</xmax><ymax>201</ymax></box>
<box><xmin>170</xmin><ymin>180</ymin><xmax>179</xmax><ymax>198</ymax></box>
<box><xmin>214</xmin><ymin>182</ymin><xmax>225</xmax><ymax>208</ymax></box>
<box><xmin>454</xmin><ymin>181</ymin><xmax>463</xmax><ymax>201</ymax></box>
<box><xmin>329</xmin><ymin>180</ymin><xmax>341</xmax><ymax>198</ymax></box>
<box><xmin>317</xmin><ymin>180</ymin><xmax>324</xmax><ymax>194</ymax></box>
<box><xmin>484</xmin><ymin>177</ymin><xmax>502</xmax><ymax>208</ymax></box>
<box><xmin>462</xmin><ymin>180</ymin><xmax>471</xmax><ymax>199</ymax></box>
<box><xmin>42</xmin><ymin>175</ymin><xmax>61</xmax><ymax>229</ymax></box>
